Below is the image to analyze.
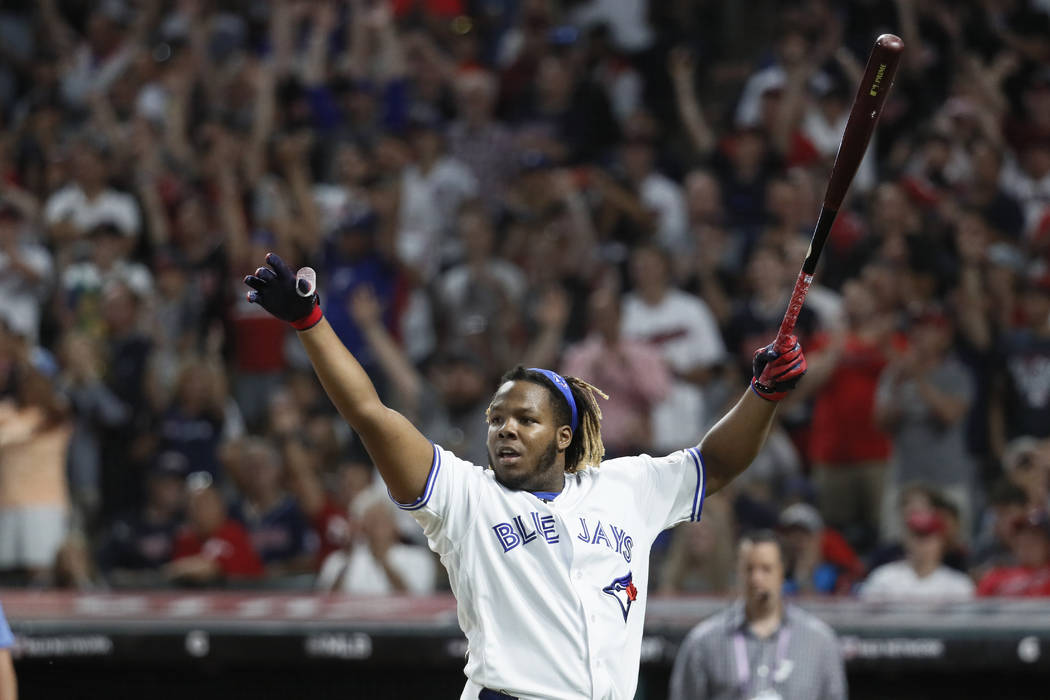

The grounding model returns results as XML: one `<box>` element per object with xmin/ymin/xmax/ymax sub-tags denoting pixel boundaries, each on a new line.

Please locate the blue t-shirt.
<box><xmin>231</xmin><ymin>496</ymin><xmax>318</xmax><ymax>565</ymax></box>
<box><xmin>321</xmin><ymin>247</ymin><xmax>397</xmax><ymax>368</ymax></box>
<box><xmin>0</xmin><ymin>602</ymin><xmax>14</xmax><ymax>649</ymax></box>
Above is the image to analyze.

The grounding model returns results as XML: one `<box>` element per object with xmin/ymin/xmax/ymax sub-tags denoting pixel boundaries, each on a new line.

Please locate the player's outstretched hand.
<box><xmin>751</xmin><ymin>335</ymin><xmax>807</xmax><ymax>402</ymax></box>
<box><xmin>243</xmin><ymin>252</ymin><xmax>323</xmax><ymax>330</ymax></box>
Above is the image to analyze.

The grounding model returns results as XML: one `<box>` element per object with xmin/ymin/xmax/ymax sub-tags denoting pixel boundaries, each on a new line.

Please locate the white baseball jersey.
<box><xmin>393</xmin><ymin>443</ymin><xmax>707</xmax><ymax>700</ymax></box>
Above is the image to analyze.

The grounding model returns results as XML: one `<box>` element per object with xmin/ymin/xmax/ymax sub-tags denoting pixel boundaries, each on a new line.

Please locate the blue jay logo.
<box><xmin>602</xmin><ymin>572</ymin><xmax>638</xmax><ymax>622</ymax></box>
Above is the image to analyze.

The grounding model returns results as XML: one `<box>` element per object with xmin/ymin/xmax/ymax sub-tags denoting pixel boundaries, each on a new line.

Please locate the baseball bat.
<box><xmin>774</xmin><ymin>33</ymin><xmax>904</xmax><ymax>353</ymax></box>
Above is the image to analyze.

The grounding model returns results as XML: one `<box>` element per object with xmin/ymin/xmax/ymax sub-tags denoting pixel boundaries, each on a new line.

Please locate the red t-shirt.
<box><xmin>808</xmin><ymin>331</ymin><xmax>904</xmax><ymax>464</ymax></box>
<box><xmin>230</xmin><ymin>295</ymin><xmax>287</xmax><ymax>373</ymax></box>
<box><xmin>977</xmin><ymin>565</ymin><xmax>1050</xmax><ymax>597</ymax></box>
<box><xmin>312</xmin><ymin>500</ymin><xmax>352</xmax><ymax>566</ymax></box>
<box><xmin>173</xmin><ymin>520</ymin><xmax>264</xmax><ymax>578</ymax></box>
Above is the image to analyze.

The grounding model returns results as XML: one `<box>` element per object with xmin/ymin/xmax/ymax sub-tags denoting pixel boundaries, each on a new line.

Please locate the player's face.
<box><xmin>486</xmin><ymin>380</ymin><xmax>571</xmax><ymax>492</ymax></box>
<box><xmin>738</xmin><ymin>541</ymin><xmax>784</xmax><ymax>611</ymax></box>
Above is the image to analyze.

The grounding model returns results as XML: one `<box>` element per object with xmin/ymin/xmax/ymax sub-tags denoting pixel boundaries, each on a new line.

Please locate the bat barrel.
<box><xmin>774</xmin><ymin>34</ymin><xmax>903</xmax><ymax>354</ymax></box>
<box><xmin>823</xmin><ymin>34</ymin><xmax>904</xmax><ymax>211</ymax></box>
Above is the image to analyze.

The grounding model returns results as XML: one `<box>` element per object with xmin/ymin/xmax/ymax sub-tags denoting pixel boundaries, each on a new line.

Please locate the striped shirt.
<box><xmin>670</xmin><ymin>602</ymin><xmax>847</xmax><ymax>700</ymax></box>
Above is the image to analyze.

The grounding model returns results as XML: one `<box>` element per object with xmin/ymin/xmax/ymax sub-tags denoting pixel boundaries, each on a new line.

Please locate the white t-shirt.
<box><xmin>639</xmin><ymin>173</ymin><xmax>688</xmax><ymax>254</ymax></box>
<box><xmin>859</xmin><ymin>561</ymin><xmax>976</xmax><ymax>602</ymax></box>
<box><xmin>398</xmin><ymin>443</ymin><xmax>707</xmax><ymax>700</ymax></box>
<box><xmin>621</xmin><ymin>290</ymin><xmax>727</xmax><ymax>453</ymax></box>
<box><xmin>0</xmin><ymin>242</ymin><xmax>52</xmax><ymax>341</ymax></box>
<box><xmin>399</xmin><ymin>157</ymin><xmax>478</xmax><ymax>280</ymax></box>
<box><xmin>44</xmin><ymin>184</ymin><xmax>141</xmax><ymax>238</ymax></box>
<box><xmin>316</xmin><ymin>544</ymin><xmax>436</xmax><ymax>596</ymax></box>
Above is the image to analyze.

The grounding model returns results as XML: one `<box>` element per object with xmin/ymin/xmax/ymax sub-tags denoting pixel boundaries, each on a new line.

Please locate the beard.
<box><xmin>489</xmin><ymin>437</ymin><xmax>561</xmax><ymax>491</ymax></box>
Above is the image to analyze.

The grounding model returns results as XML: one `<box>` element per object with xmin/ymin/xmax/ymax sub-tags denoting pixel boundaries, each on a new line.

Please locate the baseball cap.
<box><xmin>1004</xmin><ymin>436</ymin><xmax>1041</xmax><ymax>472</ymax></box>
<box><xmin>778</xmin><ymin>503</ymin><xmax>824</xmax><ymax>532</ymax></box>
<box><xmin>905</xmin><ymin>510</ymin><xmax>945</xmax><ymax>536</ymax></box>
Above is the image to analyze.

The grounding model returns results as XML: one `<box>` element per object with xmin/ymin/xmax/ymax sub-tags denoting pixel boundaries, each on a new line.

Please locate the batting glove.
<box><xmin>751</xmin><ymin>336</ymin><xmax>807</xmax><ymax>402</ymax></box>
<box><xmin>243</xmin><ymin>253</ymin><xmax>323</xmax><ymax>330</ymax></box>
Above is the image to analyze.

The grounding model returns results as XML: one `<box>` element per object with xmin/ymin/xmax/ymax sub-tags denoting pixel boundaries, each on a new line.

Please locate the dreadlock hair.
<box><xmin>497</xmin><ymin>366</ymin><xmax>608</xmax><ymax>474</ymax></box>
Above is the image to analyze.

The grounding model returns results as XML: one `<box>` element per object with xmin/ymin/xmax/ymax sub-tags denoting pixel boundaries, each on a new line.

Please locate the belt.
<box><xmin>479</xmin><ymin>690</ymin><xmax>517</xmax><ymax>700</ymax></box>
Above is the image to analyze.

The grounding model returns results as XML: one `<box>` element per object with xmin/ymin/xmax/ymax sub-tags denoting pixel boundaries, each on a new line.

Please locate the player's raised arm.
<box><xmin>699</xmin><ymin>336</ymin><xmax>807</xmax><ymax>495</ymax></box>
<box><xmin>244</xmin><ymin>253</ymin><xmax>433</xmax><ymax>503</ymax></box>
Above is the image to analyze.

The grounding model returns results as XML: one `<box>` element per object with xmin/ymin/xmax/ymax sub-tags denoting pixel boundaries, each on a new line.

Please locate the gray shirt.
<box><xmin>670</xmin><ymin>602</ymin><xmax>847</xmax><ymax>700</ymax></box>
<box><xmin>874</xmin><ymin>355</ymin><xmax>975</xmax><ymax>487</ymax></box>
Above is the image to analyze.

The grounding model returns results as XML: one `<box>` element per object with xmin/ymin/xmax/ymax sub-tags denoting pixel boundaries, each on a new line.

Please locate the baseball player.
<box><xmin>244</xmin><ymin>254</ymin><xmax>807</xmax><ymax>700</ymax></box>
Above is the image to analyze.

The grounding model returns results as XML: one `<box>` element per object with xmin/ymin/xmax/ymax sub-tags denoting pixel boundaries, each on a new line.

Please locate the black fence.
<box><xmin>6</xmin><ymin>592</ymin><xmax>1050</xmax><ymax>699</ymax></box>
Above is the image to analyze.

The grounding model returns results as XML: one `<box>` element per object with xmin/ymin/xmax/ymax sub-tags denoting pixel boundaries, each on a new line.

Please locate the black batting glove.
<box><xmin>243</xmin><ymin>253</ymin><xmax>322</xmax><ymax>330</ymax></box>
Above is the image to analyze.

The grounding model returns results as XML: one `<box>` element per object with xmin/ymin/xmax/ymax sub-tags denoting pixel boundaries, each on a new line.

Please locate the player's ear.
<box><xmin>557</xmin><ymin>425</ymin><xmax>572</xmax><ymax>452</ymax></box>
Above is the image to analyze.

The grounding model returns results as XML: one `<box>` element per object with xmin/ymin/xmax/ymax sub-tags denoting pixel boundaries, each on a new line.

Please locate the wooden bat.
<box><xmin>774</xmin><ymin>33</ymin><xmax>905</xmax><ymax>353</ymax></box>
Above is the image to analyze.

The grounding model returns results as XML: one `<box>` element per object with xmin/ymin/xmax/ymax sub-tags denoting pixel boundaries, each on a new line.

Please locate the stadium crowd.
<box><xmin>0</xmin><ymin>0</ymin><xmax>1049</xmax><ymax>600</ymax></box>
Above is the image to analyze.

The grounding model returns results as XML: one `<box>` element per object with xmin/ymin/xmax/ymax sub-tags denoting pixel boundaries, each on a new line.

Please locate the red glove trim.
<box><xmin>290</xmin><ymin>304</ymin><xmax>323</xmax><ymax>331</ymax></box>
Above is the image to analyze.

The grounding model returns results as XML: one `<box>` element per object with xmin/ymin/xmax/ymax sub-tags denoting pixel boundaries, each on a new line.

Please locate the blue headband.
<box><xmin>529</xmin><ymin>368</ymin><xmax>578</xmax><ymax>432</ymax></box>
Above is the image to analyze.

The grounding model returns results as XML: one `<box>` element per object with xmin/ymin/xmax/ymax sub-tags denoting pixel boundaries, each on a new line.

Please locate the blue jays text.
<box><xmin>492</xmin><ymin>514</ymin><xmax>634</xmax><ymax>562</ymax></box>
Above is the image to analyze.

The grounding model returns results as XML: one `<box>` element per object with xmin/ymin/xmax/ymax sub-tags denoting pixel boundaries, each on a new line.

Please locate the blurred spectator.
<box><xmin>397</xmin><ymin>117</ymin><xmax>478</xmax><ymax>279</ymax></box>
<box><xmin>96</xmin><ymin>280</ymin><xmax>154</xmax><ymax>523</ymax></box>
<box><xmin>972</xmin><ymin>480</ymin><xmax>1029</xmax><ymax>578</ymax></box>
<box><xmin>868</xmin><ymin>482</ymin><xmax>970</xmax><ymax>574</ymax></box>
<box><xmin>658</xmin><ymin>495</ymin><xmax>735</xmax><ymax>595</ymax></box>
<box><xmin>977</xmin><ymin>508</ymin><xmax>1050</xmax><ymax>597</ymax></box>
<box><xmin>56</xmin><ymin>331</ymin><xmax>128</xmax><ymax>525</ymax></box>
<box><xmin>794</xmin><ymin>277</ymin><xmax>904</xmax><ymax>550</ymax></box>
<box><xmin>228</xmin><ymin>439</ymin><xmax>317</xmax><ymax>579</ymax></box>
<box><xmin>875</xmin><ymin>307</ymin><xmax>977</xmax><ymax>541</ymax></box>
<box><xmin>617</xmin><ymin>121</ymin><xmax>688</xmax><ymax>252</ymax></box>
<box><xmin>437</xmin><ymin>203</ymin><xmax>526</xmax><ymax>355</ymax></box>
<box><xmin>316</xmin><ymin>490</ymin><xmax>435</xmax><ymax>595</ymax></box>
<box><xmin>728</xmin><ymin>428</ymin><xmax>804</xmax><ymax>531</ymax></box>
<box><xmin>0</xmin><ymin>353</ymin><xmax>72</xmax><ymax>585</ymax></box>
<box><xmin>447</xmin><ymin>70</ymin><xmax>515</xmax><ymax>210</ymax></box>
<box><xmin>990</xmin><ymin>274</ymin><xmax>1050</xmax><ymax>449</ymax></box>
<box><xmin>157</xmin><ymin>359</ymin><xmax>231</xmax><ymax>481</ymax></box>
<box><xmin>285</xmin><ymin>443</ymin><xmax>373</xmax><ymax>568</ymax></box>
<box><xmin>778</xmin><ymin>503</ymin><xmax>863</xmax><ymax>596</ymax></box>
<box><xmin>669</xmin><ymin>531</ymin><xmax>847</xmax><ymax>700</ymax></box>
<box><xmin>1000</xmin><ymin>436</ymin><xmax>1050</xmax><ymax>510</ymax></box>
<box><xmin>0</xmin><ymin>201</ymin><xmax>52</xmax><ymax>343</ymax></box>
<box><xmin>60</xmin><ymin>221</ymin><xmax>152</xmax><ymax>336</ymax></box>
<box><xmin>319</xmin><ymin>210</ymin><xmax>400</xmax><ymax>374</ymax></box>
<box><xmin>96</xmin><ymin>452</ymin><xmax>186</xmax><ymax>588</ymax></box>
<box><xmin>350</xmin><ymin>285</ymin><xmax>491</xmax><ymax>465</ymax></box>
<box><xmin>562</xmin><ymin>286</ymin><xmax>670</xmax><ymax>457</ymax></box>
<box><xmin>964</xmin><ymin>139</ymin><xmax>1025</xmax><ymax>240</ymax></box>
<box><xmin>860</xmin><ymin>510</ymin><xmax>976</xmax><ymax>602</ymax></box>
<box><xmin>569</xmin><ymin>0</ymin><xmax>654</xmax><ymax>55</ymax></box>
<box><xmin>621</xmin><ymin>244</ymin><xmax>726</xmax><ymax>453</ymax></box>
<box><xmin>167</xmin><ymin>477</ymin><xmax>262</xmax><ymax>587</ymax></box>
<box><xmin>43</xmin><ymin>140</ymin><xmax>140</xmax><ymax>249</ymax></box>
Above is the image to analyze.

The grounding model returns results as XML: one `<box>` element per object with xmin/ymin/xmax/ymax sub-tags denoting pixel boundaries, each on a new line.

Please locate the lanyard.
<box><xmin>733</xmin><ymin>626</ymin><xmax>791</xmax><ymax>692</ymax></box>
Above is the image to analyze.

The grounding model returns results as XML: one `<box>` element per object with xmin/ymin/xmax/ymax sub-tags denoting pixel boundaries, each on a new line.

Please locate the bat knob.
<box><xmin>295</xmin><ymin>267</ymin><xmax>317</xmax><ymax>297</ymax></box>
